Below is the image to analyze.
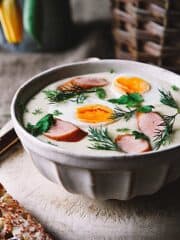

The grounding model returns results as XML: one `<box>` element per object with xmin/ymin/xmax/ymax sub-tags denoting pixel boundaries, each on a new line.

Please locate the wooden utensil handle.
<box><xmin>0</xmin><ymin>120</ymin><xmax>19</xmax><ymax>155</ymax></box>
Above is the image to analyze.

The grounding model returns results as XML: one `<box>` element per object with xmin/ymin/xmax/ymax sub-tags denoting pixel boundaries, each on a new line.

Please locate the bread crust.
<box><xmin>0</xmin><ymin>183</ymin><xmax>53</xmax><ymax>240</ymax></box>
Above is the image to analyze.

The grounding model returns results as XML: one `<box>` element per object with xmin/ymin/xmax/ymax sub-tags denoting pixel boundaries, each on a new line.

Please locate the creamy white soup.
<box><xmin>23</xmin><ymin>71</ymin><xmax>180</xmax><ymax>156</ymax></box>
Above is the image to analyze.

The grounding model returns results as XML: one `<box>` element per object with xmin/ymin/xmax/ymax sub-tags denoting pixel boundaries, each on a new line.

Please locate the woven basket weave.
<box><xmin>111</xmin><ymin>0</ymin><xmax>180</xmax><ymax>73</ymax></box>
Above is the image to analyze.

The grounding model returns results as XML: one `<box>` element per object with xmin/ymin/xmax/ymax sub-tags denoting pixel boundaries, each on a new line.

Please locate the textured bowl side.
<box><xmin>28</xmin><ymin>149</ymin><xmax>180</xmax><ymax>200</ymax></box>
<box><xmin>11</xmin><ymin>59</ymin><xmax>180</xmax><ymax>200</ymax></box>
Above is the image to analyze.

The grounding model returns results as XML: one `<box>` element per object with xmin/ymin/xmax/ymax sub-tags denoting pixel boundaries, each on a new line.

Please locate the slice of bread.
<box><xmin>0</xmin><ymin>183</ymin><xmax>53</xmax><ymax>239</ymax></box>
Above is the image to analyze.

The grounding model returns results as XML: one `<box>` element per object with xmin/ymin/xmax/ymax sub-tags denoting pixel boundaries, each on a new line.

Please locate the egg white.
<box><xmin>48</xmin><ymin>93</ymin><xmax>116</xmax><ymax>129</ymax></box>
<box><xmin>110</xmin><ymin>73</ymin><xmax>161</xmax><ymax>104</ymax></box>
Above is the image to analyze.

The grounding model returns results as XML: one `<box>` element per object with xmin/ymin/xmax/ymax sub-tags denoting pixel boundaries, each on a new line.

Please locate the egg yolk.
<box><xmin>114</xmin><ymin>76</ymin><xmax>150</xmax><ymax>94</ymax></box>
<box><xmin>76</xmin><ymin>104</ymin><xmax>113</xmax><ymax>123</ymax></box>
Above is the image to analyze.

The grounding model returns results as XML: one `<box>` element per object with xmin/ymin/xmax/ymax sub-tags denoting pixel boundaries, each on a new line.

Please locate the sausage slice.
<box><xmin>115</xmin><ymin>134</ymin><xmax>151</xmax><ymax>153</ymax></box>
<box><xmin>72</xmin><ymin>77</ymin><xmax>108</xmax><ymax>89</ymax></box>
<box><xmin>58</xmin><ymin>77</ymin><xmax>108</xmax><ymax>91</ymax></box>
<box><xmin>136</xmin><ymin>112</ymin><xmax>164</xmax><ymax>139</ymax></box>
<box><xmin>44</xmin><ymin>119</ymin><xmax>87</xmax><ymax>142</ymax></box>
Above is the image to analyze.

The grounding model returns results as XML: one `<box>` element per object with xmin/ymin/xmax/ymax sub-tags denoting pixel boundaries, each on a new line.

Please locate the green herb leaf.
<box><xmin>77</xmin><ymin>94</ymin><xmax>88</xmax><ymax>103</ymax></box>
<box><xmin>137</xmin><ymin>105</ymin><xmax>154</xmax><ymax>113</ymax></box>
<box><xmin>116</xmin><ymin>128</ymin><xmax>130</xmax><ymax>132</ymax></box>
<box><xmin>159</xmin><ymin>89</ymin><xmax>179</xmax><ymax>110</ymax></box>
<box><xmin>47</xmin><ymin>141</ymin><xmax>57</xmax><ymax>146</ymax></box>
<box><xmin>132</xmin><ymin>131</ymin><xmax>149</xmax><ymax>141</ymax></box>
<box><xmin>110</xmin><ymin>69</ymin><xmax>115</xmax><ymax>73</ymax></box>
<box><xmin>43</xmin><ymin>87</ymin><xmax>103</xmax><ymax>104</ymax></box>
<box><xmin>111</xmin><ymin>106</ymin><xmax>136</xmax><ymax>121</ymax></box>
<box><xmin>172</xmin><ymin>85</ymin><xmax>179</xmax><ymax>91</ymax></box>
<box><xmin>52</xmin><ymin>110</ymin><xmax>62</xmax><ymax>116</ymax></box>
<box><xmin>108</xmin><ymin>93</ymin><xmax>144</xmax><ymax>107</ymax></box>
<box><xmin>71</xmin><ymin>93</ymin><xmax>88</xmax><ymax>104</ymax></box>
<box><xmin>109</xmin><ymin>94</ymin><xmax>155</xmax><ymax>120</ymax></box>
<box><xmin>153</xmin><ymin>88</ymin><xmax>180</xmax><ymax>150</ymax></box>
<box><xmin>32</xmin><ymin>108</ymin><xmax>43</xmax><ymax>115</ymax></box>
<box><xmin>153</xmin><ymin>113</ymin><xmax>177</xmax><ymax>150</ymax></box>
<box><xmin>129</xmin><ymin>93</ymin><xmax>144</xmax><ymax>104</ymax></box>
<box><xmin>109</xmin><ymin>95</ymin><xmax>129</xmax><ymax>105</ymax></box>
<box><xmin>26</xmin><ymin>114</ymin><xmax>54</xmax><ymax>136</ymax></box>
<box><xmin>96</xmin><ymin>88</ymin><xmax>106</xmax><ymax>99</ymax></box>
<box><xmin>126</xmin><ymin>93</ymin><xmax>144</xmax><ymax>107</ymax></box>
<box><xmin>43</xmin><ymin>89</ymin><xmax>76</xmax><ymax>103</ymax></box>
<box><xmin>88</xmin><ymin>126</ymin><xmax>117</xmax><ymax>151</ymax></box>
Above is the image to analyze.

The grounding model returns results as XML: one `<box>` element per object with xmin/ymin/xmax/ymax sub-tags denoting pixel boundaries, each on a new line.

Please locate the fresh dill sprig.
<box><xmin>159</xmin><ymin>89</ymin><xmax>179</xmax><ymax>110</ymax></box>
<box><xmin>32</xmin><ymin>108</ymin><xmax>43</xmax><ymax>115</ymax></box>
<box><xmin>109</xmin><ymin>93</ymin><xmax>154</xmax><ymax>121</ymax></box>
<box><xmin>88</xmin><ymin>126</ymin><xmax>117</xmax><ymax>151</ymax></box>
<box><xmin>43</xmin><ymin>87</ymin><xmax>106</xmax><ymax>104</ymax></box>
<box><xmin>47</xmin><ymin>141</ymin><xmax>58</xmax><ymax>146</ymax></box>
<box><xmin>152</xmin><ymin>90</ymin><xmax>179</xmax><ymax>150</ymax></box>
<box><xmin>117</xmin><ymin>129</ymin><xmax>150</xmax><ymax>141</ymax></box>
<box><xmin>43</xmin><ymin>89</ymin><xmax>77</xmax><ymax>103</ymax></box>
<box><xmin>52</xmin><ymin>110</ymin><xmax>62</xmax><ymax>116</ymax></box>
<box><xmin>132</xmin><ymin>130</ymin><xmax>149</xmax><ymax>141</ymax></box>
<box><xmin>163</xmin><ymin>114</ymin><xmax>178</xmax><ymax>133</ymax></box>
<box><xmin>71</xmin><ymin>93</ymin><xmax>88</xmax><ymax>104</ymax></box>
<box><xmin>111</xmin><ymin>106</ymin><xmax>136</xmax><ymax>121</ymax></box>
<box><xmin>116</xmin><ymin>128</ymin><xmax>130</xmax><ymax>132</ymax></box>
<box><xmin>111</xmin><ymin>105</ymin><xmax>153</xmax><ymax>121</ymax></box>
<box><xmin>153</xmin><ymin>113</ymin><xmax>178</xmax><ymax>150</ymax></box>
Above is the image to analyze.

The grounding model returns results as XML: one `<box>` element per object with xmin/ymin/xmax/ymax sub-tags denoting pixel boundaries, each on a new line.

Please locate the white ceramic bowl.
<box><xmin>11</xmin><ymin>60</ymin><xmax>180</xmax><ymax>200</ymax></box>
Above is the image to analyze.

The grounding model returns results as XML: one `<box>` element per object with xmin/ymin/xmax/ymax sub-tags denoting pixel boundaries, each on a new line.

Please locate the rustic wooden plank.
<box><xmin>1</xmin><ymin>145</ymin><xmax>180</xmax><ymax>239</ymax></box>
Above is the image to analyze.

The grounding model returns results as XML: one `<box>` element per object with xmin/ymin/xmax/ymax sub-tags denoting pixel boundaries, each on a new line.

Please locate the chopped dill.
<box><xmin>88</xmin><ymin>126</ymin><xmax>117</xmax><ymax>151</ymax></box>
<box><xmin>32</xmin><ymin>108</ymin><xmax>43</xmax><ymax>115</ymax></box>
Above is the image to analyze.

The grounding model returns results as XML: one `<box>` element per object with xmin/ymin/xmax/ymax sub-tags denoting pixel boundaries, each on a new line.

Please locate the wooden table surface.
<box><xmin>1</xmin><ymin>144</ymin><xmax>180</xmax><ymax>240</ymax></box>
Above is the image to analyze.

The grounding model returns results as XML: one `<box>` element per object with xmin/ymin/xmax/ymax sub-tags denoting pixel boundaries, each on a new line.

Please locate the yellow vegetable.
<box><xmin>0</xmin><ymin>0</ymin><xmax>23</xmax><ymax>44</ymax></box>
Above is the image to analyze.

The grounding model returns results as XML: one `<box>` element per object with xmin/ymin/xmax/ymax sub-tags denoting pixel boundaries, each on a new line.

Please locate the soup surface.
<box><xmin>23</xmin><ymin>71</ymin><xmax>180</xmax><ymax>156</ymax></box>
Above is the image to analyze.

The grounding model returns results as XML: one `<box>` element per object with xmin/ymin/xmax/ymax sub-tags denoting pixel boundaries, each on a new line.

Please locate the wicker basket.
<box><xmin>111</xmin><ymin>0</ymin><xmax>180</xmax><ymax>73</ymax></box>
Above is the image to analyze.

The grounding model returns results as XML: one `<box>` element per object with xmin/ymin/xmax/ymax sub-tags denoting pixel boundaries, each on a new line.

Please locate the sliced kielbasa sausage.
<box><xmin>136</xmin><ymin>112</ymin><xmax>164</xmax><ymax>139</ymax></box>
<box><xmin>115</xmin><ymin>134</ymin><xmax>151</xmax><ymax>153</ymax></box>
<box><xmin>44</xmin><ymin>119</ymin><xmax>87</xmax><ymax>142</ymax></box>
<box><xmin>58</xmin><ymin>77</ymin><xmax>108</xmax><ymax>91</ymax></box>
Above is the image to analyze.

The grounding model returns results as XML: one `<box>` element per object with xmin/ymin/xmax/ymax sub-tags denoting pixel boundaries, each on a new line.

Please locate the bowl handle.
<box><xmin>0</xmin><ymin>120</ymin><xmax>18</xmax><ymax>156</ymax></box>
<box><xmin>86</xmin><ymin>57</ymin><xmax>100</xmax><ymax>62</ymax></box>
